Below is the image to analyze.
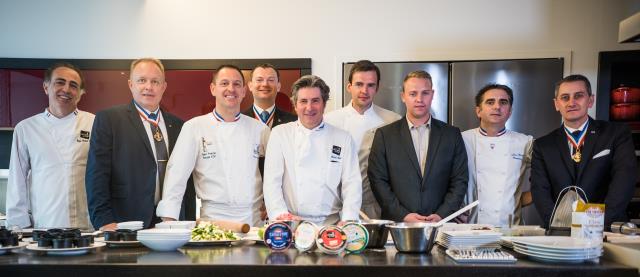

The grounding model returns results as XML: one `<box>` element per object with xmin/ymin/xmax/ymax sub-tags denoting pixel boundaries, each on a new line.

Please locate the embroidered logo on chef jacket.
<box><xmin>76</xmin><ymin>130</ymin><xmax>90</xmax><ymax>142</ymax></box>
<box><xmin>253</xmin><ymin>143</ymin><xmax>261</xmax><ymax>158</ymax></box>
<box><xmin>330</xmin><ymin>145</ymin><xmax>342</xmax><ymax>162</ymax></box>
<box><xmin>201</xmin><ymin>137</ymin><xmax>216</xmax><ymax>159</ymax></box>
<box><xmin>511</xmin><ymin>153</ymin><xmax>524</xmax><ymax>160</ymax></box>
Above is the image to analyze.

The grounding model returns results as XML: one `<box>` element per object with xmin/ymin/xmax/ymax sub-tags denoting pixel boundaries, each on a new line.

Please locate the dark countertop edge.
<box><xmin>0</xmin><ymin>263</ymin><xmax>637</xmax><ymax>277</ymax></box>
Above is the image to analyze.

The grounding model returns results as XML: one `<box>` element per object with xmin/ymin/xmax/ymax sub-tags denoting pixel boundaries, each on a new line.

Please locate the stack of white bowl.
<box><xmin>117</xmin><ymin>221</ymin><xmax>144</xmax><ymax>230</ymax></box>
<box><xmin>137</xmin><ymin>229</ymin><xmax>191</xmax><ymax>251</ymax></box>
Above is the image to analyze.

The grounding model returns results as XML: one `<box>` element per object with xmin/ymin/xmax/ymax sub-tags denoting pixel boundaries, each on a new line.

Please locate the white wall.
<box><xmin>1</xmin><ymin>0</ymin><xmax>639</xmax><ymax>112</ymax></box>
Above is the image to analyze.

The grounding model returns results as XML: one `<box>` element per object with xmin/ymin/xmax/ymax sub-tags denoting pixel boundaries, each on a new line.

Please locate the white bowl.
<box><xmin>138</xmin><ymin>237</ymin><xmax>190</xmax><ymax>251</ymax></box>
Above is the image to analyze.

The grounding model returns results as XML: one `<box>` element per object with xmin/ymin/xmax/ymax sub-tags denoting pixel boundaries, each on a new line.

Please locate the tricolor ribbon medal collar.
<box><xmin>564</xmin><ymin>121</ymin><xmax>589</xmax><ymax>163</ymax></box>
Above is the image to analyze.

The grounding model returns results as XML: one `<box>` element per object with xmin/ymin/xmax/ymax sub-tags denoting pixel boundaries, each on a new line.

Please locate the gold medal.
<box><xmin>153</xmin><ymin>128</ymin><xmax>163</xmax><ymax>142</ymax></box>
<box><xmin>572</xmin><ymin>150</ymin><xmax>581</xmax><ymax>163</ymax></box>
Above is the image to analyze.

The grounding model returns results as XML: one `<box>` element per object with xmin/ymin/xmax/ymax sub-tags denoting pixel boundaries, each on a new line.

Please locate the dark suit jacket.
<box><xmin>368</xmin><ymin>117</ymin><xmax>469</xmax><ymax>222</ymax></box>
<box><xmin>531</xmin><ymin>118</ymin><xmax>637</xmax><ymax>228</ymax></box>
<box><xmin>85</xmin><ymin>102</ymin><xmax>196</xmax><ymax>229</ymax></box>
<box><xmin>243</xmin><ymin>106</ymin><xmax>297</xmax><ymax>175</ymax></box>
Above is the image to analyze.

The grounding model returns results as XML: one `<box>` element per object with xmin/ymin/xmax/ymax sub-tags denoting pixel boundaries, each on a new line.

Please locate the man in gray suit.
<box><xmin>368</xmin><ymin>70</ymin><xmax>468</xmax><ymax>222</ymax></box>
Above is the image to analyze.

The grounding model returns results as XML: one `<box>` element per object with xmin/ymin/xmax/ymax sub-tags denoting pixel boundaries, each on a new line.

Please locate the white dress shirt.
<box><xmin>324</xmin><ymin>102</ymin><xmax>401</xmax><ymax>218</ymax></box>
<box><xmin>263</xmin><ymin>121</ymin><xmax>362</xmax><ymax>225</ymax></box>
<box><xmin>156</xmin><ymin>113</ymin><xmax>269</xmax><ymax>226</ymax></box>
<box><xmin>462</xmin><ymin>128</ymin><xmax>533</xmax><ymax>226</ymax></box>
<box><xmin>7</xmin><ymin>109</ymin><xmax>95</xmax><ymax>229</ymax></box>
<box><xmin>407</xmin><ymin>117</ymin><xmax>432</xmax><ymax>177</ymax></box>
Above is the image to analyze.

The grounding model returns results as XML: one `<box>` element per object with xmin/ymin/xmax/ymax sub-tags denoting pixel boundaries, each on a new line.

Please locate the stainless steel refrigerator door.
<box><xmin>450</xmin><ymin>59</ymin><xmax>563</xmax><ymax>138</ymax></box>
<box><xmin>343</xmin><ymin>62</ymin><xmax>449</xmax><ymax>123</ymax></box>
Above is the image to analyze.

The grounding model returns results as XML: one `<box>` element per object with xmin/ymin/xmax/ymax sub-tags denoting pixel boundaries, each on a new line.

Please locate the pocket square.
<box><xmin>592</xmin><ymin>149</ymin><xmax>610</xmax><ymax>159</ymax></box>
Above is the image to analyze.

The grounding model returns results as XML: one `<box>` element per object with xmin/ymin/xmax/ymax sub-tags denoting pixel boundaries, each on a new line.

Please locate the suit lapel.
<box><xmin>554</xmin><ymin>126</ymin><xmax>576</xmax><ymax>181</ymax></box>
<box><xmin>126</xmin><ymin>102</ymin><xmax>154</xmax><ymax>157</ymax></box>
<box><xmin>576</xmin><ymin>118</ymin><xmax>598</xmax><ymax>184</ymax></box>
<box><xmin>272</xmin><ymin>108</ymin><xmax>282</xmax><ymax>127</ymax></box>
<box><xmin>162</xmin><ymin>111</ymin><xmax>180</xmax><ymax>154</ymax></box>
<box><xmin>399</xmin><ymin>118</ymin><xmax>422</xmax><ymax>176</ymax></box>
<box><xmin>422</xmin><ymin>119</ymin><xmax>442</xmax><ymax>186</ymax></box>
<box><xmin>273</xmin><ymin>108</ymin><xmax>287</xmax><ymax>128</ymax></box>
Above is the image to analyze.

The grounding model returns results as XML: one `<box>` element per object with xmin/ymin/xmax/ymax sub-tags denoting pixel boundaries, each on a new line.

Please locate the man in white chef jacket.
<box><xmin>462</xmin><ymin>84</ymin><xmax>533</xmax><ymax>226</ymax></box>
<box><xmin>324</xmin><ymin>60</ymin><xmax>401</xmax><ymax>219</ymax></box>
<box><xmin>156</xmin><ymin>65</ymin><xmax>269</xmax><ymax>227</ymax></box>
<box><xmin>6</xmin><ymin>62</ymin><xmax>95</xmax><ymax>230</ymax></box>
<box><xmin>263</xmin><ymin>75</ymin><xmax>362</xmax><ymax>225</ymax></box>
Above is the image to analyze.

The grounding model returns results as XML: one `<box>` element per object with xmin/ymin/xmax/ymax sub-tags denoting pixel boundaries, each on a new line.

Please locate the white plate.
<box><xmin>242</xmin><ymin>237</ymin><xmax>265</xmax><ymax>245</ymax></box>
<box><xmin>510</xmin><ymin>236</ymin><xmax>601</xmax><ymax>250</ymax></box>
<box><xmin>26</xmin><ymin>242</ymin><xmax>105</xmax><ymax>256</ymax></box>
<box><xmin>514</xmin><ymin>246</ymin><xmax>601</xmax><ymax>262</ymax></box>
<box><xmin>513</xmin><ymin>245</ymin><xmax>603</xmax><ymax>258</ymax></box>
<box><xmin>511</xmin><ymin>241</ymin><xmax>601</xmax><ymax>254</ymax></box>
<box><xmin>0</xmin><ymin>242</ymin><xmax>28</xmax><ymax>255</ymax></box>
<box><xmin>186</xmin><ymin>239</ymin><xmax>238</xmax><ymax>246</ymax></box>
<box><xmin>442</xmin><ymin>230</ymin><xmax>502</xmax><ymax>237</ymax></box>
<box><xmin>101</xmin><ymin>239</ymin><xmax>143</xmax><ymax>247</ymax></box>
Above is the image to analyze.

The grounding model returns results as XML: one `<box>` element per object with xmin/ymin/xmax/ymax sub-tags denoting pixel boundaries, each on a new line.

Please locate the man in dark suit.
<box><xmin>242</xmin><ymin>63</ymin><xmax>297</xmax><ymax>129</ymax></box>
<box><xmin>531</xmin><ymin>74</ymin><xmax>637</xmax><ymax>228</ymax></box>
<box><xmin>86</xmin><ymin>58</ymin><xmax>195</xmax><ymax>231</ymax></box>
<box><xmin>368</xmin><ymin>70</ymin><xmax>468</xmax><ymax>223</ymax></box>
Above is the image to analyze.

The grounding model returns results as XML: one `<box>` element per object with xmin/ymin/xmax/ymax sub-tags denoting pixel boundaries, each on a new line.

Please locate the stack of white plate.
<box><xmin>137</xmin><ymin>229</ymin><xmax>191</xmax><ymax>251</ymax></box>
<box><xmin>117</xmin><ymin>221</ymin><xmax>144</xmax><ymax>230</ymax></box>
<box><xmin>499</xmin><ymin>236</ymin><xmax>515</xmax><ymax>249</ymax></box>
<box><xmin>437</xmin><ymin>230</ymin><xmax>502</xmax><ymax>249</ymax></box>
<box><xmin>511</xmin><ymin>236</ymin><xmax>603</xmax><ymax>263</ymax></box>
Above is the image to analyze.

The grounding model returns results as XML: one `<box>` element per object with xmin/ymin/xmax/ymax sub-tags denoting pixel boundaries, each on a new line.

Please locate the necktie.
<box><xmin>148</xmin><ymin>114</ymin><xmax>168</xmax><ymax>204</ymax></box>
<box><xmin>260</xmin><ymin>110</ymin><xmax>270</xmax><ymax>123</ymax></box>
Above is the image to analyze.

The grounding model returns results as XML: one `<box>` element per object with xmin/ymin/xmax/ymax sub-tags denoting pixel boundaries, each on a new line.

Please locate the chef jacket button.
<box><xmin>498</xmin><ymin>190</ymin><xmax>503</xmax><ymax>193</ymax></box>
<box><xmin>501</xmin><ymin>172</ymin><xmax>505</xmax><ymax>175</ymax></box>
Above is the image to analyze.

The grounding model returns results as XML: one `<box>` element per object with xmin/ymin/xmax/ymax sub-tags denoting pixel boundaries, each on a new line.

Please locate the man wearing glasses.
<box><xmin>531</xmin><ymin>74</ymin><xmax>637</xmax><ymax>229</ymax></box>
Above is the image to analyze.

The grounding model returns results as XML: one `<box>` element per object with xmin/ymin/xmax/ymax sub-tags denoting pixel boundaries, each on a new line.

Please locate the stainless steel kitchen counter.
<box><xmin>0</xmin><ymin>242</ymin><xmax>636</xmax><ymax>277</ymax></box>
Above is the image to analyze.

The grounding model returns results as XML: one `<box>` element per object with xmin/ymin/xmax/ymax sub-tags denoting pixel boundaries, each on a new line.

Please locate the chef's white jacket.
<box><xmin>156</xmin><ymin>114</ymin><xmax>269</xmax><ymax>226</ymax></box>
<box><xmin>263</xmin><ymin>121</ymin><xmax>362</xmax><ymax>225</ymax></box>
<box><xmin>462</xmin><ymin>128</ymin><xmax>533</xmax><ymax>226</ymax></box>
<box><xmin>7</xmin><ymin>109</ymin><xmax>94</xmax><ymax>229</ymax></box>
<box><xmin>324</xmin><ymin>102</ymin><xmax>401</xmax><ymax>219</ymax></box>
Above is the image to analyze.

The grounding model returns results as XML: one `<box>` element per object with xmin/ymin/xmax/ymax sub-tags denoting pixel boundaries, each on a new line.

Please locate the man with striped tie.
<box><xmin>157</xmin><ymin>65</ymin><xmax>270</xmax><ymax>227</ymax></box>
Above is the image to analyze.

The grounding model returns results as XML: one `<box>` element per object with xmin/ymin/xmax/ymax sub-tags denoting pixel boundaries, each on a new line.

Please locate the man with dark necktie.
<box><xmin>531</xmin><ymin>74</ymin><xmax>637</xmax><ymax>228</ymax></box>
<box><xmin>85</xmin><ymin>58</ymin><xmax>195</xmax><ymax>231</ymax></box>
